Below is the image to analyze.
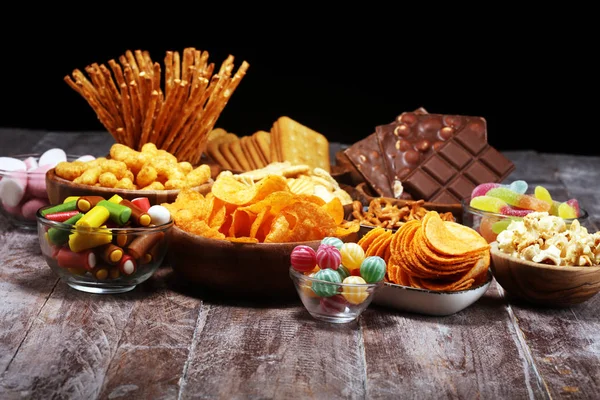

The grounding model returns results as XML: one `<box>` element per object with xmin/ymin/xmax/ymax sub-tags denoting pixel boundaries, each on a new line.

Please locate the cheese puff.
<box><xmin>141</xmin><ymin>142</ymin><xmax>159</xmax><ymax>154</ymax></box>
<box><xmin>156</xmin><ymin>149</ymin><xmax>178</xmax><ymax>164</ymax></box>
<box><xmin>178</xmin><ymin>161</ymin><xmax>193</xmax><ymax>174</ymax></box>
<box><xmin>55</xmin><ymin>161</ymin><xmax>87</xmax><ymax>181</ymax></box>
<box><xmin>109</xmin><ymin>144</ymin><xmax>148</xmax><ymax>174</ymax></box>
<box><xmin>86</xmin><ymin>157</ymin><xmax>108</xmax><ymax>167</ymax></box>
<box><xmin>149</xmin><ymin>159</ymin><xmax>184</xmax><ymax>181</ymax></box>
<box><xmin>98</xmin><ymin>171</ymin><xmax>118</xmax><ymax>188</ymax></box>
<box><xmin>165</xmin><ymin>179</ymin><xmax>189</xmax><ymax>190</ymax></box>
<box><xmin>73</xmin><ymin>166</ymin><xmax>102</xmax><ymax>186</ymax></box>
<box><xmin>186</xmin><ymin>164</ymin><xmax>211</xmax><ymax>187</ymax></box>
<box><xmin>115</xmin><ymin>177</ymin><xmax>136</xmax><ymax>190</ymax></box>
<box><xmin>124</xmin><ymin>170</ymin><xmax>134</xmax><ymax>181</ymax></box>
<box><xmin>99</xmin><ymin>159</ymin><xmax>129</xmax><ymax>180</ymax></box>
<box><xmin>136</xmin><ymin>164</ymin><xmax>158</xmax><ymax>188</ymax></box>
<box><xmin>141</xmin><ymin>181</ymin><xmax>165</xmax><ymax>190</ymax></box>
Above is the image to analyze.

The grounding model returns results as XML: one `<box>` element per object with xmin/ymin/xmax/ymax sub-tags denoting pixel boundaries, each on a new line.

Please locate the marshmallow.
<box><xmin>39</xmin><ymin>148</ymin><xmax>67</xmax><ymax>167</ymax></box>
<box><xmin>26</xmin><ymin>164</ymin><xmax>53</xmax><ymax>198</ymax></box>
<box><xmin>0</xmin><ymin>171</ymin><xmax>28</xmax><ymax>207</ymax></box>
<box><xmin>24</xmin><ymin>156</ymin><xmax>39</xmax><ymax>171</ymax></box>
<box><xmin>1</xmin><ymin>201</ymin><xmax>22</xmax><ymax>217</ymax></box>
<box><xmin>21</xmin><ymin>198</ymin><xmax>49</xmax><ymax>220</ymax></box>
<box><xmin>0</xmin><ymin>157</ymin><xmax>26</xmax><ymax>173</ymax></box>
<box><xmin>147</xmin><ymin>205</ymin><xmax>171</xmax><ymax>225</ymax></box>
<box><xmin>76</xmin><ymin>155</ymin><xmax>96</xmax><ymax>162</ymax></box>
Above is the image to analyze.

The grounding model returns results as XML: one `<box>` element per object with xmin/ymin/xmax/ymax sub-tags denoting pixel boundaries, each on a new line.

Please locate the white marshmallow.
<box><xmin>26</xmin><ymin>164</ymin><xmax>53</xmax><ymax>198</ymax></box>
<box><xmin>0</xmin><ymin>171</ymin><xmax>28</xmax><ymax>207</ymax></box>
<box><xmin>76</xmin><ymin>155</ymin><xmax>96</xmax><ymax>162</ymax></box>
<box><xmin>39</xmin><ymin>148</ymin><xmax>67</xmax><ymax>167</ymax></box>
<box><xmin>147</xmin><ymin>205</ymin><xmax>171</xmax><ymax>225</ymax></box>
<box><xmin>24</xmin><ymin>156</ymin><xmax>39</xmax><ymax>171</ymax></box>
<box><xmin>21</xmin><ymin>198</ymin><xmax>49</xmax><ymax>220</ymax></box>
<box><xmin>0</xmin><ymin>157</ymin><xmax>26</xmax><ymax>173</ymax></box>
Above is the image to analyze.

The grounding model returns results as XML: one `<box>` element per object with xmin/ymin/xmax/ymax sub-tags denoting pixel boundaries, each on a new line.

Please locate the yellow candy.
<box><xmin>108</xmin><ymin>194</ymin><xmax>124</xmax><ymax>204</ymax></box>
<box><xmin>340</xmin><ymin>242</ymin><xmax>365</xmax><ymax>271</ymax></box>
<box><xmin>68</xmin><ymin>227</ymin><xmax>112</xmax><ymax>252</ymax></box>
<box><xmin>558</xmin><ymin>202</ymin><xmax>577</xmax><ymax>219</ymax></box>
<box><xmin>76</xmin><ymin>205</ymin><xmax>109</xmax><ymax>229</ymax></box>
<box><xmin>63</xmin><ymin>196</ymin><xmax>80</xmax><ymax>203</ymax></box>
<box><xmin>342</xmin><ymin>276</ymin><xmax>369</xmax><ymax>305</ymax></box>
<box><xmin>534</xmin><ymin>186</ymin><xmax>552</xmax><ymax>205</ymax></box>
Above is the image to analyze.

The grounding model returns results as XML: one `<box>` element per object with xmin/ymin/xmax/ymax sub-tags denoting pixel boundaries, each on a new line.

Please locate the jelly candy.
<box><xmin>558</xmin><ymin>202</ymin><xmax>578</xmax><ymax>219</ymax></box>
<box><xmin>340</xmin><ymin>242</ymin><xmax>365</xmax><ymax>271</ymax></box>
<box><xmin>566</xmin><ymin>199</ymin><xmax>580</xmax><ymax>216</ymax></box>
<box><xmin>291</xmin><ymin>245</ymin><xmax>317</xmax><ymax>272</ymax></box>
<box><xmin>534</xmin><ymin>185</ymin><xmax>552</xmax><ymax>205</ymax></box>
<box><xmin>342</xmin><ymin>276</ymin><xmax>369</xmax><ymax>304</ymax></box>
<box><xmin>312</xmin><ymin>269</ymin><xmax>341</xmax><ymax>297</ymax></box>
<box><xmin>470</xmin><ymin>195</ymin><xmax>508</xmax><ymax>213</ymax></box>
<box><xmin>499</xmin><ymin>206</ymin><xmax>533</xmax><ymax>217</ymax></box>
<box><xmin>321</xmin><ymin>236</ymin><xmax>343</xmax><ymax>250</ymax></box>
<box><xmin>508</xmin><ymin>180</ymin><xmax>528</xmax><ymax>194</ymax></box>
<box><xmin>359</xmin><ymin>256</ymin><xmax>386</xmax><ymax>283</ymax></box>
<box><xmin>471</xmin><ymin>183</ymin><xmax>499</xmax><ymax>198</ymax></box>
<box><xmin>471</xmin><ymin>180</ymin><xmax>527</xmax><ymax>198</ymax></box>
<box><xmin>486</xmin><ymin>187</ymin><xmax>551</xmax><ymax>212</ymax></box>
<box><xmin>316</xmin><ymin>244</ymin><xmax>341</xmax><ymax>270</ymax></box>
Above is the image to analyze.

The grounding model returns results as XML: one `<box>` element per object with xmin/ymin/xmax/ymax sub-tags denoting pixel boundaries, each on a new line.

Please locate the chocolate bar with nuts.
<box><xmin>344</xmin><ymin>133</ymin><xmax>394</xmax><ymax>198</ymax></box>
<box><xmin>375</xmin><ymin>111</ymin><xmax>488</xmax><ymax>198</ymax></box>
<box><xmin>402</xmin><ymin>123</ymin><xmax>515</xmax><ymax>203</ymax></box>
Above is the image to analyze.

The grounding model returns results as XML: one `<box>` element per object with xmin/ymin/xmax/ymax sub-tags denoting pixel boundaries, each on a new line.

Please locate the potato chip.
<box><xmin>358</xmin><ymin>227</ymin><xmax>386</xmax><ymax>251</ymax></box>
<box><xmin>321</xmin><ymin>197</ymin><xmax>344</xmax><ymax>225</ymax></box>
<box><xmin>229</xmin><ymin>209</ymin><xmax>257</xmax><ymax>238</ymax></box>
<box><xmin>212</xmin><ymin>174</ymin><xmax>289</xmax><ymax>205</ymax></box>
<box><xmin>423</xmin><ymin>212</ymin><xmax>489</xmax><ymax>256</ymax></box>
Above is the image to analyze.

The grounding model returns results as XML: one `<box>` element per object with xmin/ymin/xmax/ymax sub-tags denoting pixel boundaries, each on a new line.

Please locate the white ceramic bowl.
<box><xmin>372</xmin><ymin>270</ymin><xmax>493</xmax><ymax>316</ymax></box>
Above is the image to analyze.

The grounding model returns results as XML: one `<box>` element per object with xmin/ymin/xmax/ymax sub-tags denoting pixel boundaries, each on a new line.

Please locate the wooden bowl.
<box><xmin>490</xmin><ymin>242</ymin><xmax>600</xmax><ymax>307</ymax></box>
<box><xmin>45</xmin><ymin>168</ymin><xmax>212</xmax><ymax>205</ymax></box>
<box><xmin>355</xmin><ymin>182</ymin><xmax>463</xmax><ymax>223</ymax></box>
<box><xmin>167</xmin><ymin>225</ymin><xmax>359</xmax><ymax>299</ymax></box>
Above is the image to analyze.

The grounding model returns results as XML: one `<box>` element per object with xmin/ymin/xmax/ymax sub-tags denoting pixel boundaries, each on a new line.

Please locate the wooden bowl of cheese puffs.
<box><xmin>46</xmin><ymin>143</ymin><xmax>214</xmax><ymax>205</ymax></box>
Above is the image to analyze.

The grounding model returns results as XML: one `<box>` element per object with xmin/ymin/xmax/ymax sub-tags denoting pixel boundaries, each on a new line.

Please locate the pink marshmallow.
<box><xmin>24</xmin><ymin>156</ymin><xmax>39</xmax><ymax>171</ymax></box>
<box><xmin>26</xmin><ymin>164</ymin><xmax>52</xmax><ymax>199</ymax></box>
<box><xmin>0</xmin><ymin>171</ymin><xmax>28</xmax><ymax>207</ymax></box>
<box><xmin>39</xmin><ymin>148</ymin><xmax>67</xmax><ymax>167</ymax></box>
<box><xmin>1</xmin><ymin>201</ymin><xmax>22</xmax><ymax>217</ymax></box>
<box><xmin>21</xmin><ymin>198</ymin><xmax>49</xmax><ymax>220</ymax></box>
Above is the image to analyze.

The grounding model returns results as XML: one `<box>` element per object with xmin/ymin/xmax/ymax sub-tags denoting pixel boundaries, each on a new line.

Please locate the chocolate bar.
<box><xmin>344</xmin><ymin>133</ymin><xmax>394</xmax><ymax>198</ymax></box>
<box><xmin>402</xmin><ymin>124</ymin><xmax>515</xmax><ymax>203</ymax></box>
<box><xmin>376</xmin><ymin>112</ymin><xmax>487</xmax><ymax>198</ymax></box>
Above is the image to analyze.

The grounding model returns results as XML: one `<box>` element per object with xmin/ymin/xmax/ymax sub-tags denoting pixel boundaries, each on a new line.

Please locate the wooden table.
<box><xmin>1</xmin><ymin>128</ymin><xmax>599</xmax><ymax>400</ymax></box>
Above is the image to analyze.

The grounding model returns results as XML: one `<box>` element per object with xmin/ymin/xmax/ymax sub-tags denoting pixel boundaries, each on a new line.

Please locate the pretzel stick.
<box><xmin>173</xmin><ymin>50</ymin><xmax>181</xmax><ymax>81</ymax></box>
<box><xmin>119</xmin><ymin>82</ymin><xmax>135</xmax><ymax>147</ymax></box>
<box><xmin>159</xmin><ymin>79</ymin><xmax>189</xmax><ymax>149</ymax></box>
<box><xmin>181</xmin><ymin>47</ymin><xmax>193</xmax><ymax>83</ymax></box>
<box><xmin>86</xmin><ymin>64</ymin><xmax>123</xmax><ymax>140</ymax></box>
<box><xmin>164</xmin><ymin>51</ymin><xmax>174</xmax><ymax>100</ymax></box>
<box><xmin>140</xmin><ymin>90</ymin><xmax>159</xmax><ymax>146</ymax></box>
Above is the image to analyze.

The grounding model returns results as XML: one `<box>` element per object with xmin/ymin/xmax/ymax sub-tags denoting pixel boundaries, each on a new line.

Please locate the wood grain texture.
<box><xmin>1</xmin><ymin>129</ymin><xmax>600</xmax><ymax>399</ymax></box>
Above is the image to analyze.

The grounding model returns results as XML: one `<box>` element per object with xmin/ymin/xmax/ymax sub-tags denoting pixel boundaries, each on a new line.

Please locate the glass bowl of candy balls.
<box><xmin>36</xmin><ymin>193</ymin><xmax>173</xmax><ymax>294</ymax></box>
<box><xmin>0</xmin><ymin>149</ymin><xmax>93</xmax><ymax>229</ymax></box>
<box><xmin>289</xmin><ymin>237</ymin><xmax>386</xmax><ymax>323</ymax></box>
<box><xmin>462</xmin><ymin>180</ymin><xmax>589</xmax><ymax>243</ymax></box>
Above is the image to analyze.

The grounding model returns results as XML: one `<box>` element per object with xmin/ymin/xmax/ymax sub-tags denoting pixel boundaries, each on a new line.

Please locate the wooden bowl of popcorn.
<box><xmin>490</xmin><ymin>212</ymin><xmax>600</xmax><ymax>307</ymax></box>
<box><xmin>46</xmin><ymin>143</ymin><xmax>213</xmax><ymax>206</ymax></box>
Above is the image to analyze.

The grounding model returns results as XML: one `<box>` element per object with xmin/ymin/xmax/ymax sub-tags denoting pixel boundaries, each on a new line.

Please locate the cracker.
<box><xmin>240</xmin><ymin>135</ymin><xmax>262</xmax><ymax>170</ymax></box>
<box><xmin>207</xmin><ymin>132</ymin><xmax>238</xmax><ymax>170</ymax></box>
<box><xmin>269</xmin><ymin>122</ymin><xmax>283</xmax><ymax>162</ymax></box>
<box><xmin>220</xmin><ymin>139</ymin><xmax>243</xmax><ymax>171</ymax></box>
<box><xmin>252</xmin><ymin>130</ymin><xmax>271</xmax><ymax>164</ymax></box>
<box><xmin>230</xmin><ymin>138</ymin><xmax>252</xmax><ymax>171</ymax></box>
<box><xmin>273</xmin><ymin>116</ymin><xmax>330</xmax><ymax>172</ymax></box>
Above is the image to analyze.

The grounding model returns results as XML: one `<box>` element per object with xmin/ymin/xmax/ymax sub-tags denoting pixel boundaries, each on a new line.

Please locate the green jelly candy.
<box><xmin>312</xmin><ymin>268</ymin><xmax>341</xmax><ymax>297</ymax></box>
<box><xmin>337</xmin><ymin>265</ymin><xmax>351</xmax><ymax>280</ymax></box>
<box><xmin>491</xmin><ymin>219</ymin><xmax>512</xmax><ymax>234</ymax></box>
<box><xmin>321</xmin><ymin>236</ymin><xmax>343</xmax><ymax>250</ymax></box>
<box><xmin>47</xmin><ymin>212</ymin><xmax>84</xmax><ymax>246</ymax></box>
<box><xmin>360</xmin><ymin>256</ymin><xmax>386</xmax><ymax>283</ymax></box>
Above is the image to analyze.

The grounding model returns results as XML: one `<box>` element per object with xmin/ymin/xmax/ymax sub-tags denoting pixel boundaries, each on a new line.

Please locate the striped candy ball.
<box><xmin>359</xmin><ymin>256</ymin><xmax>386</xmax><ymax>283</ymax></box>
<box><xmin>340</xmin><ymin>242</ymin><xmax>365</xmax><ymax>271</ymax></box>
<box><xmin>316</xmin><ymin>244</ymin><xmax>341</xmax><ymax>270</ymax></box>
<box><xmin>312</xmin><ymin>268</ymin><xmax>342</xmax><ymax>297</ymax></box>
<box><xmin>321</xmin><ymin>236</ymin><xmax>344</xmax><ymax>250</ymax></box>
<box><xmin>337</xmin><ymin>265</ymin><xmax>351</xmax><ymax>280</ymax></box>
<box><xmin>290</xmin><ymin>245</ymin><xmax>317</xmax><ymax>272</ymax></box>
<box><xmin>342</xmin><ymin>276</ymin><xmax>369</xmax><ymax>305</ymax></box>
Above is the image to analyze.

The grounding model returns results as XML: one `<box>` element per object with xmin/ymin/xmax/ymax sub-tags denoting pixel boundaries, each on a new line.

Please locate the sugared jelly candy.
<box><xmin>337</xmin><ymin>265</ymin><xmax>351</xmax><ymax>280</ymax></box>
<box><xmin>558</xmin><ymin>202</ymin><xmax>578</xmax><ymax>219</ymax></box>
<box><xmin>499</xmin><ymin>206</ymin><xmax>533</xmax><ymax>217</ymax></box>
<box><xmin>340</xmin><ymin>242</ymin><xmax>365</xmax><ymax>271</ymax></box>
<box><xmin>321</xmin><ymin>236</ymin><xmax>343</xmax><ymax>250</ymax></box>
<box><xmin>359</xmin><ymin>256</ymin><xmax>386</xmax><ymax>283</ymax></box>
<box><xmin>470</xmin><ymin>195</ymin><xmax>508</xmax><ymax>213</ymax></box>
<box><xmin>291</xmin><ymin>245</ymin><xmax>317</xmax><ymax>272</ymax></box>
<box><xmin>312</xmin><ymin>269</ymin><xmax>341</xmax><ymax>297</ymax></box>
<box><xmin>486</xmin><ymin>187</ymin><xmax>551</xmax><ymax>212</ymax></box>
<box><xmin>320</xmin><ymin>294</ymin><xmax>348</xmax><ymax>313</ymax></box>
<box><xmin>342</xmin><ymin>276</ymin><xmax>369</xmax><ymax>305</ymax></box>
<box><xmin>508</xmin><ymin>180</ymin><xmax>528</xmax><ymax>194</ymax></box>
<box><xmin>492</xmin><ymin>219</ymin><xmax>513</xmax><ymax>234</ymax></box>
<box><xmin>566</xmin><ymin>199</ymin><xmax>581</xmax><ymax>216</ymax></box>
<box><xmin>471</xmin><ymin>183</ymin><xmax>499</xmax><ymax>198</ymax></box>
<box><xmin>316</xmin><ymin>244</ymin><xmax>341</xmax><ymax>270</ymax></box>
<box><xmin>534</xmin><ymin>185</ymin><xmax>553</xmax><ymax>206</ymax></box>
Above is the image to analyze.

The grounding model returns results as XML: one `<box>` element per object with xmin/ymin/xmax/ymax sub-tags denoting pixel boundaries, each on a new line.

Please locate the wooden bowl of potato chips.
<box><xmin>164</xmin><ymin>173</ymin><xmax>361</xmax><ymax>298</ymax></box>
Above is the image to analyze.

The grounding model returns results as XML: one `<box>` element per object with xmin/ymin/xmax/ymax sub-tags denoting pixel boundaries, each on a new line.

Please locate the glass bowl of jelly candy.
<box><xmin>289</xmin><ymin>239</ymin><xmax>386</xmax><ymax>323</ymax></box>
<box><xmin>0</xmin><ymin>151</ymin><xmax>88</xmax><ymax>230</ymax></box>
<box><xmin>35</xmin><ymin>196</ymin><xmax>173</xmax><ymax>294</ymax></box>
<box><xmin>461</xmin><ymin>182</ymin><xmax>589</xmax><ymax>243</ymax></box>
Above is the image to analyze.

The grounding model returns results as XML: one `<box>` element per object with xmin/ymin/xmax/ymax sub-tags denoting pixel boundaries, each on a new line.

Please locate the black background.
<box><xmin>1</xmin><ymin>10</ymin><xmax>596</xmax><ymax>156</ymax></box>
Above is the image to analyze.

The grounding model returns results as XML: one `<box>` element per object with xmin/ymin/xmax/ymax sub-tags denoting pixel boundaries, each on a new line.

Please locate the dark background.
<box><xmin>1</xmin><ymin>12</ymin><xmax>596</xmax><ymax>156</ymax></box>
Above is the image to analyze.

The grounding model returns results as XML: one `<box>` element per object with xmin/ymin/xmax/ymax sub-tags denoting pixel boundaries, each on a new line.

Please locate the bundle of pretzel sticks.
<box><xmin>64</xmin><ymin>47</ymin><xmax>249</xmax><ymax>165</ymax></box>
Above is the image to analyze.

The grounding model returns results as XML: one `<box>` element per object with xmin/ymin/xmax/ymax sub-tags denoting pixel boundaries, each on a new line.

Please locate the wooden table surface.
<box><xmin>1</xmin><ymin>128</ymin><xmax>599</xmax><ymax>400</ymax></box>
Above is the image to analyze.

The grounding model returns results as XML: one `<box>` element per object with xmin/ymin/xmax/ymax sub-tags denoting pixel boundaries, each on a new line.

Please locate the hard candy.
<box><xmin>291</xmin><ymin>245</ymin><xmax>317</xmax><ymax>272</ymax></box>
<box><xmin>311</xmin><ymin>268</ymin><xmax>341</xmax><ymax>297</ymax></box>
<box><xmin>316</xmin><ymin>244</ymin><xmax>341</xmax><ymax>270</ymax></box>
<box><xmin>359</xmin><ymin>256</ymin><xmax>386</xmax><ymax>283</ymax></box>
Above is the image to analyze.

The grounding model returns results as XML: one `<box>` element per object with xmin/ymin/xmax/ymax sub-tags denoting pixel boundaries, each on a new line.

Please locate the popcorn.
<box><xmin>497</xmin><ymin>212</ymin><xmax>600</xmax><ymax>266</ymax></box>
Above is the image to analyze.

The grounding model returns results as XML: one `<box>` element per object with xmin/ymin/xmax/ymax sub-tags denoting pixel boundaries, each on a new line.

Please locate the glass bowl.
<box><xmin>36</xmin><ymin>204</ymin><xmax>173</xmax><ymax>294</ymax></box>
<box><xmin>461</xmin><ymin>196</ymin><xmax>589</xmax><ymax>243</ymax></box>
<box><xmin>0</xmin><ymin>153</ymin><xmax>80</xmax><ymax>230</ymax></box>
<box><xmin>289</xmin><ymin>267</ymin><xmax>383</xmax><ymax>323</ymax></box>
